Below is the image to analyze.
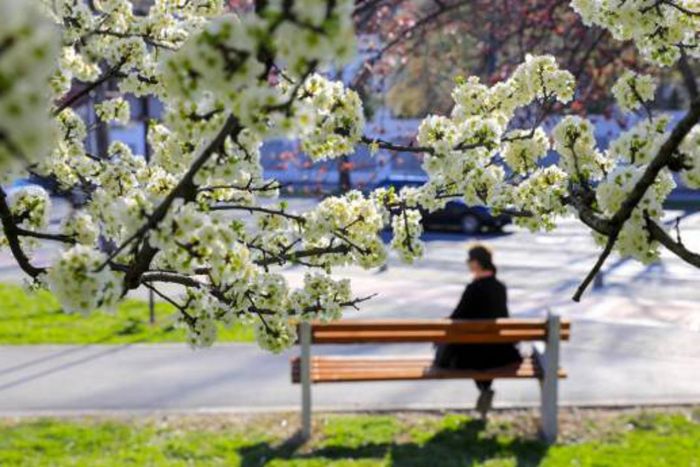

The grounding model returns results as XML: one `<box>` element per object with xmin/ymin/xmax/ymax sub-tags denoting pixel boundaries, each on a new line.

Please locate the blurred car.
<box><xmin>374</xmin><ymin>175</ymin><xmax>511</xmax><ymax>234</ymax></box>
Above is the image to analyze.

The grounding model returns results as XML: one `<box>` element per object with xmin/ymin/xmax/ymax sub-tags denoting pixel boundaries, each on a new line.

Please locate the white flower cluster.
<box><xmin>8</xmin><ymin>186</ymin><xmax>51</xmax><ymax>231</ymax></box>
<box><xmin>678</xmin><ymin>126</ymin><xmax>700</xmax><ymax>189</ymax></box>
<box><xmin>451</xmin><ymin>55</ymin><xmax>574</xmax><ymax>127</ymax></box>
<box><xmin>160</xmin><ymin>13</ymin><xmax>268</xmax><ymax>122</ymax></box>
<box><xmin>37</xmin><ymin>109</ymin><xmax>98</xmax><ymax>189</ymax></box>
<box><xmin>176</xmin><ymin>270</ymin><xmax>356</xmax><ymax>352</ymax></box>
<box><xmin>548</xmin><ymin>110</ymin><xmax>683</xmax><ymax>262</ymax></box>
<box><xmin>511</xmin><ymin>167</ymin><xmax>569</xmax><ymax>231</ymax></box>
<box><xmin>502</xmin><ymin>128</ymin><xmax>549</xmax><ymax>174</ymax></box>
<box><xmin>161</xmin><ymin>0</ymin><xmax>356</xmax><ymax>134</ymax></box>
<box><xmin>47</xmin><ymin>0</ymin><xmax>217</xmax><ymax>100</ymax></box>
<box><xmin>552</xmin><ymin>116</ymin><xmax>610</xmax><ymax>182</ymax></box>
<box><xmin>408</xmin><ymin>49</ymin><xmax>691</xmax><ymax>267</ymax></box>
<box><xmin>61</xmin><ymin>211</ymin><xmax>99</xmax><ymax>246</ymax></box>
<box><xmin>396</xmin><ymin>57</ymin><xmax>579</xmax><ymax>246</ymax></box>
<box><xmin>46</xmin><ymin>245</ymin><xmax>123</xmax><ymax>314</ymax></box>
<box><xmin>0</xmin><ymin>0</ymin><xmax>59</xmax><ymax>183</ymax></box>
<box><xmin>607</xmin><ymin>116</ymin><xmax>670</xmax><ymax>166</ymax></box>
<box><xmin>571</xmin><ymin>0</ymin><xmax>700</xmax><ymax>65</ymax></box>
<box><xmin>390</xmin><ymin>208</ymin><xmax>424</xmax><ymax>263</ymax></box>
<box><xmin>195</xmin><ymin>129</ymin><xmax>266</xmax><ymax>201</ymax></box>
<box><xmin>611</xmin><ymin>71</ymin><xmax>657</xmax><ymax>113</ymax></box>
<box><xmin>414</xmin><ymin>56</ymin><xmax>574</xmax><ymax>217</ymax></box>
<box><xmin>1</xmin><ymin>186</ymin><xmax>51</xmax><ymax>251</ymax></box>
<box><xmin>263</xmin><ymin>0</ymin><xmax>356</xmax><ymax>75</ymax></box>
<box><xmin>253</xmin><ymin>312</ymin><xmax>297</xmax><ymax>353</ymax></box>
<box><xmin>4</xmin><ymin>0</ymin><xmax>378</xmax><ymax>352</ymax></box>
<box><xmin>303</xmin><ymin>191</ymin><xmax>387</xmax><ymax>269</ymax></box>
<box><xmin>295</xmin><ymin>74</ymin><xmax>365</xmax><ymax>161</ymax></box>
<box><xmin>95</xmin><ymin>98</ymin><xmax>131</xmax><ymax>125</ymax></box>
<box><xmin>152</xmin><ymin>202</ymin><xmax>255</xmax><ymax>284</ymax></box>
<box><xmin>289</xmin><ymin>273</ymin><xmax>352</xmax><ymax>322</ymax></box>
<box><xmin>176</xmin><ymin>287</ymin><xmax>232</xmax><ymax>348</ymax></box>
<box><xmin>595</xmin><ymin>166</ymin><xmax>675</xmax><ymax>263</ymax></box>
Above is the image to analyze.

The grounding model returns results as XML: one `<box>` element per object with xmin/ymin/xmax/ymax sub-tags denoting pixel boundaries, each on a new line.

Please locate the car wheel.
<box><xmin>460</xmin><ymin>214</ymin><xmax>481</xmax><ymax>234</ymax></box>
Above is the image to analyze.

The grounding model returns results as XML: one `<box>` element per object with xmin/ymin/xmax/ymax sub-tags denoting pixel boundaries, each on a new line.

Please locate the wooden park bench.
<box><xmin>291</xmin><ymin>314</ymin><xmax>570</xmax><ymax>442</ymax></box>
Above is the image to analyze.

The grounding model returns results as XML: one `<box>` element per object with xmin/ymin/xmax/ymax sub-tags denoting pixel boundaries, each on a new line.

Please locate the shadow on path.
<box><xmin>0</xmin><ymin>344</ymin><xmax>133</xmax><ymax>393</ymax></box>
<box><xmin>0</xmin><ymin>323</ymin><xmax>150</xmax><ymax>379</ymax></box>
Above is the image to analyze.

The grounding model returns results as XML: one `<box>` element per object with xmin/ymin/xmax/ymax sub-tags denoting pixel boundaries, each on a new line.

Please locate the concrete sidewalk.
<box><xmin>1</xmin><ymin>319</ymin><xmax>698</xmax><ymax>416</ymax></box>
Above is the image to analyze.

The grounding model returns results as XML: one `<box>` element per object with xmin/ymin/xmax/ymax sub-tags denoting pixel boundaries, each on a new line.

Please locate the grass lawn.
<box><xmin>0</xmin><ymin>409</ymin><xmax>698</xmax><ymax>466</ymax></box>
<box><xmin>0</xmin><ymin>283</ymin><xmax>254</xmax><ymax>345</ymax></box>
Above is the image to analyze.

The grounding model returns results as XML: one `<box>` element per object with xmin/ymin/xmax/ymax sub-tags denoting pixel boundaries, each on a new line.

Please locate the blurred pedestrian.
<box><xmin>433</xmin><ymin>244</ymin><xmax>522</xmax><ymax>419</ymax></box>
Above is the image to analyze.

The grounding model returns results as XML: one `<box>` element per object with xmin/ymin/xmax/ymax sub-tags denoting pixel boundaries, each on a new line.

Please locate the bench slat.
<box><xmin>312</xmin><ymin>319</ymin><xmax>571</xmax><ymax>331</ymax></box>
<box><xmin>291</xmin><ymin>356</ymin><xmax>566</xmax><ymax>383</ymax></box>
<box><xmin>309</xmin><ymin>319</ymin><xmax>570</xmax><ymax>344</ymax></box>
<box><xmin>312</xmin><ymin>330</ymin><xmax>570</xmax><ymax>344</ymax></box>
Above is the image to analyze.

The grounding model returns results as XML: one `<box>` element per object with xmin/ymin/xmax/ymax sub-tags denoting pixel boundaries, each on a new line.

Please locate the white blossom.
<box><xmin>390</xmin><ymin>208</ymin><xmax>424</xmax><ymax>263</ymax></box>
<box><xmin>595</xmin><ymin>166</ymin><xmax>675</xmax><ymax>262</ymax></box>
<box><xmin>295</xmin><ymin>74</ymin><xmax>365</xmax><ymax>161</ymax></box>
<box><xmin>0</xmin><ymin>0</ymin><xmax>59</xmax><ymax>183</ymax></box>
<box><xmin>571</xmin><ymin>0</ymin><xmax>700</xmax><ymax>65</ymax></box>
<box><xmin>95</xmin><ymin>97</ymin><xmax>131</xmax><ymax>125</ymax></box>
<box><xmin>502</xmin><ymin>128</ymin><xmax>549</xmax><ymax>174</ymax></box>
<box><xmin>679</xmin><ymin>126</ymin><xmax>700</xmax><ymax>188</ymax></box>
<box><xmin>607</xmin><ymin>116</ymin><xmax>670</xmax><ymax>166</ymax></box>
<box><xmin>552</xmin><ymin>116</ymin><xmax>610</xmax><ymax>182</ymax></box>
<box><xmin>611</xmin><ymin>71</ymin><xmax>657</xmax><ymax>113</ymax></box>
<box><xmin>46</xmin><ymin>245</ymin><xmax>123</xmax><ymax>314</ymax></box>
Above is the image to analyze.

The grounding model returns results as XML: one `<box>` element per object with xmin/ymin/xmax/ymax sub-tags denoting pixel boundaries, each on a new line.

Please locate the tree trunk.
<box><xmin>338</xmin><ymin>154</ymin><xmax>352</xmax><ymax>193</ymax></box>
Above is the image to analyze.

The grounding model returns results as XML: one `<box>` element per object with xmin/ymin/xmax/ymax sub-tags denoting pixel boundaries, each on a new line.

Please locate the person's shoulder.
<box><xmin>483</xmin><ymin>276</ymin><xmax>507</xmax><ymax>292</ymax></box>
<box><xmin>493</xmin><ymin>276</ymin><xmax>507</xmax><ymax>290</ymax></box>
<box><xmin>470</xmin><ymin>276</ymin><xmax>506</xmax><ymax>290</ymax></box>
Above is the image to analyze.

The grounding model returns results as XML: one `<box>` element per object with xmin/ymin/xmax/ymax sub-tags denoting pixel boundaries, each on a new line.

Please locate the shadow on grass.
<box><xmin>238</xmin><ymin>419</ymin><xmax>548</xmax><ymax>467</ymax></box>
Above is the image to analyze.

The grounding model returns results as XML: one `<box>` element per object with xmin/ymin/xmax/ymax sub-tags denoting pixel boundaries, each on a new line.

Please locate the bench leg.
<box><xmin>300</xmin><ymin>322</ymin><xmax>312</xmax><ymax>440</ymax></box>
<box><xmin>540</xmin><ymin>313</ymin><xmax>560</xmax><ymax>444</ymax></box>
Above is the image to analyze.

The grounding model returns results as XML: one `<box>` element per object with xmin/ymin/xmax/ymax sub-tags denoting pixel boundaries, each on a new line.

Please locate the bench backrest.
<box><xmin>307</xmin><ymin>318</ymin><xmax>571</xmax><ymax>344</ymax></box>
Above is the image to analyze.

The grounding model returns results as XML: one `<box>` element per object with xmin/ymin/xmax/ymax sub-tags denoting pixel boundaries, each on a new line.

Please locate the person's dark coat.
<box><xmin>434</xmin><ymin>275</ymin><xmax>522</xmax><ymax>370</ymax></box>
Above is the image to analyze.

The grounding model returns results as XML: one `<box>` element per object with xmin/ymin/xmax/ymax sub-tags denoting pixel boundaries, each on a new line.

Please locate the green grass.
<box><xmin>0</xmin><ymin>411</ymin><xmax>698</xmax><ymax>466</ymax></box>
<box><xmin>0</xmin><ymin>283</ymin><xmax>254</xmax><ymax>344</ymax></box>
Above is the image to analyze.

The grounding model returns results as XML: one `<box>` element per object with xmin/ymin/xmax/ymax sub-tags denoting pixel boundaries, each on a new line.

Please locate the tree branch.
<box><xmin>573</xmin><ymin>230</ymin><xmax>618</xmax><ymax>301</ymax></box>
<box><xmin>53</xmin><ymin>59</ymin><xmax>127</xmax><ymax>116</ymax></box>
<box><xmin>610</xmin><ymin>97</ymin><xmax>700</xmax><ymax>228</ymax></box>
<box><xmin>15</xmin><ymin>228</ymin><xmax>76</xmax><ymax>244</ymax></box>
<box><xmin>104</xmin><ymin>114</ymin><xmax>241</xmax><ymax>289</ymax></box>
<box><xmin>0</xmin><ymin>187</ymin><xmax>45</xmax><ymax>278</ymax></box>
<box><xmin>645</xmin><ymin>216</ymin><xmax>700</xmax><ymax>267</ymax></box>
<box><xmin>210</xmin><ymin>204</ymin><xmax>305</xmax><ymax>223</ymax></box>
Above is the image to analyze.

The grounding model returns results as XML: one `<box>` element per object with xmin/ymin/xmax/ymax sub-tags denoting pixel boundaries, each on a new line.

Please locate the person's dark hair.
<box><xmin>468</xmin><ymin>244</ymin><xmax>496</xmax><ymax>273</ymax></box>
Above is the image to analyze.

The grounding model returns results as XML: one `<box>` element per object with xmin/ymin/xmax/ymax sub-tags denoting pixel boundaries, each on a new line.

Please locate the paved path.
<box><xmin>1</xmin><ymin>320</ymin><xmax>699</xmax><ymax>415</ymax></box>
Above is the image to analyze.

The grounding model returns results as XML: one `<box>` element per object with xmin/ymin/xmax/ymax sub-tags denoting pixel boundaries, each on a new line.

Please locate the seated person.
<box><xmin>434</xmin><ymin>244</ymin><xmax>522</xmax><ymax>418</ymax></box>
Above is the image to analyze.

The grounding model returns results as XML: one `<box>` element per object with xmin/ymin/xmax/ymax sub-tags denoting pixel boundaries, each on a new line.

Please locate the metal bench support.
<box><xmin>539</xmin><ymin>312</ymin><xmax>560</xmax><ymax>443</ymax></box>
<box><xmin>300</xmin><ymin>321</ymin><xmax>312</xmax><ymax>440</ymax></box>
